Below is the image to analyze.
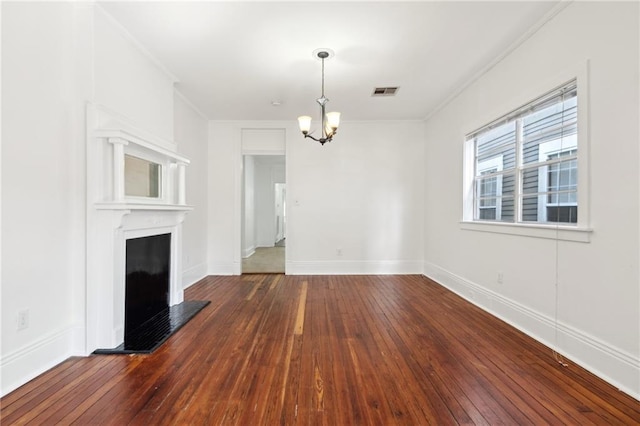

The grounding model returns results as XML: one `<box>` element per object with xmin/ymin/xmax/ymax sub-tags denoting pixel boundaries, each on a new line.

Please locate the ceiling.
<box><xmin>99</xmin><ymin>1</ymin><xmax>561</xmax><ymax>121</ymax></box>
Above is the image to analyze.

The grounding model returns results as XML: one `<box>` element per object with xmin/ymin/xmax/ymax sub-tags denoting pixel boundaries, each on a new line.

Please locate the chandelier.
<box><xmin>297</xmin><ymin>49</ymin><xmax>341</xmax><ymax>145</ymax></box>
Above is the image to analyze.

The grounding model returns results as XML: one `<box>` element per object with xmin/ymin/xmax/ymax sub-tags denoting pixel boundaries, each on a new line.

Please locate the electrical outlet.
<box><xmin>17</xmin><ymin>309</ymin><xmax>29</xmax><ymax>331</ymax></box>
<box><xmin>497</xmin><ymin>271</ymin><xmax>504</xmax><ymax>284</ymax></box>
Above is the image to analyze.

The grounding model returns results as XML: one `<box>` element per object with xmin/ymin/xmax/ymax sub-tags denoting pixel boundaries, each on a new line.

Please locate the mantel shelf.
<box><xmin>94</xmin><ymin>128</ymin><xmax>190</xmax><ymax>164</ymax></box>
<box><xmin>95</xmin><ymin>202</ymin><xmax>194</xmax><ymax>211</ymax></box>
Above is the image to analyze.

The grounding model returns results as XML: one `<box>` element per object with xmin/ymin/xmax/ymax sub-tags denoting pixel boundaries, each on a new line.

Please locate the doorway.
<box><xmin>241</xmin><ymin>155</ymin><xmax>286</xmax><ymax>274</ymax></box>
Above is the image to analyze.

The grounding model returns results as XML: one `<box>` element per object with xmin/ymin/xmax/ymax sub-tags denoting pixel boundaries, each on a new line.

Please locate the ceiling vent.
<box><xmin>372</xmin><ymin>87</ymin><xmax>399</xmax><ymax>96</ymax></box>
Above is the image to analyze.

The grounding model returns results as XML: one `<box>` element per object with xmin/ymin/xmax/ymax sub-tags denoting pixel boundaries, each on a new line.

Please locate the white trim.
<box><xmin>95</xmin><ymin>129</ymin><xmax>190</xmax><ymax>164</ymax></box>
<box><xmin>460</xmin><ymin>220</ymin><xmax>591</xmax><ymax>243</ymax></box>
<box><xmin>286</xmin><ymin>260</ymin><xmax>424</xmax><ymax>275</ymax></box>
<box><xmin>210</xmin><ymin>119</ymin><xmax>425</xmax><ymax>126</ymax></box>
<box><xmin>95</xmin><ymin>4</ymin><xmax>179</xmax><ymax>84</ymax></box>
<box><xmin>207</xmin><ymin>261</ymin><xmax>238</xmax><ymax>276</ymax></box>
<box><xmin>0</xmin><ymin>325</ymin><xmax>84</xmax><ymax>397</ymax></box>
<box><xmin>234</xmin><ymin>127</ymin><xmax>243</xmax><ymax>275</ymax></box>
<box><xmin>95</xmin><ymin>202</ymin><xmax>193</xmax><ymax>211</ymax></box>
<box><xmin>423</xmin><ymin>262</ymin><xmax>640</xmax><ymax>401</ymax></box>
<box><xmin>424</xmin><ymin>1</ymin><xmax>572</xmax><ymax>122</ymax></box>
<box><xmin>242</xmin><ymin>246</ymin><xmax>256</xmax><ymax>259</ymax></box>
<box><xmin>174</xmin><ymin>88</ymin><xmax>208</xmax><ymax>121</ymax></box>
<box><xmin>90</xmin><ymin>103</ymin><xmax>176</xmax><ymax>149</ymax></box>
<box><xmin>241</xmin><ymin>150</ymin><xmax>286</xmax><ymax>156</ymax></box>
<box><xmin>0</xmin><ymin>2</ymin><xmax>3</xmax><ymax>393</ymax></box>
<box><xmin>182</xmin><ymin>262</ymin><xmax>208</xmax><ymax>290</ymax></box>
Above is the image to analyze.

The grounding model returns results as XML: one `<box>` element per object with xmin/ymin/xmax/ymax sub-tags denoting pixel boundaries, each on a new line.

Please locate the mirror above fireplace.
<box><xmin>124</xmin><ymin>154</ymin><xmax>161</xmax><ymax>198</ymax></box>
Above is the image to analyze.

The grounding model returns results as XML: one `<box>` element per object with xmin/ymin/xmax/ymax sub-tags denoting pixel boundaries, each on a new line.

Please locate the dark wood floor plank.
<box><xmin>328</xmin><ymin>276</ymin><xmax>396</xmax><ymax>425</ymax></box>
<box><xmin>396</xmin><ymin>276</ymin><xmax>605</xmax><ymax>424</ymax></box>
<box><xmin>361</xmin><ymin>279</ymin><xmax>474</xmax><ymax>425</ymax></box>
<box><xmin>356</xmin><ymin>278</ymin><xmax>485</xmax><ymax>425</ymax></box>
<box><xmin>158</xmin><ymin>277</ymin><xmax>280</xmax><ymax>424</ymax></box>
<box><xmin>0</xmin><ymin>356</ymin><xmax>113</xmax><ymax>424</ymax></box>
<box><xmin>77</xmin><ymin>277</ymin><xmax>246</xmax><ymax>424</ymax></box>
<box><xmin>0</xmin><ymin>356</ymin><xmax>92</xmax><ymax>415</ymax></box>
<box><xmin>162</xmin><ymin>276</ymin><xmax>280</xmax><ymax>424</ymax></box>
<box><xmin>2</xmin><ymin>274</ymin><xmax>638</xmax><ymax>425</ymax></box>
<box><xmin>387</xmin><ymin>279</ymin><xmax>554</xmax><ymax>424</ymax></box>
<box><xmin>341</xmin><ymin>276</ymin><xmax>436</xmax><ymax>425</ymax></box>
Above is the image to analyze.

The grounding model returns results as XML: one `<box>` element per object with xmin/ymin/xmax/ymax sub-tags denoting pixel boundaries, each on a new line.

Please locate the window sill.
<box><xmin>460</xmin><ymin>221</ymin><xmax>592</xmax><ymax>243</ymax></box>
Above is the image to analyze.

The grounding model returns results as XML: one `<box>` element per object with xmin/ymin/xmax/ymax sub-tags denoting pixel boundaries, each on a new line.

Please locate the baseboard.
<box><xmin>207</xmin><ymin>261</ymin><xmax>238</xmax><ymax>276</ymax></box>
<box><xmin>182</xmin><ymin>262</ymin><xmax>208</xmax><ymax>289</ymax></box>
<box><xmin>0</xmin><ymin>325</ymin><xmax>84</xmax><ymax>397</ymax></box>
<box><xmin>423</xmin><ymin>262</ymin><xmax>640</xmax><ymax>401</ymax></box>
<box><xmin>286</xmin><ymin>260</ymin><xmax>424</xmax><ymax>275</ymax></box>
<box><xmin>242</xmin><ymin>246</ymin><xmax>256</xmax><ymax>259</ymax></box>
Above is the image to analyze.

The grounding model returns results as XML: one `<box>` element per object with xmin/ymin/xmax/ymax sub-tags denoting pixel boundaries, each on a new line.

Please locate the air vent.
<box><xmin>372</xmin><ymin>87</ymin><xmax>399</xmax><ymax>96</ymax></box>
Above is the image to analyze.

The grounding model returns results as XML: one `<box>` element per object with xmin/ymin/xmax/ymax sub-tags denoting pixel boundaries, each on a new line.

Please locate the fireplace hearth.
<box><xmin>93</xmin><ymin>300</ymin><xmax>209</xmax><ymax>354</ymax></box>
<box><xmin>94</xmin><ymin>233</ymin><xmax>208</xmax><ymax>354</ymax></box>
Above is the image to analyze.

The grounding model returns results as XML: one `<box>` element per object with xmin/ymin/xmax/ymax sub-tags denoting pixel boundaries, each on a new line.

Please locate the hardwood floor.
<box><xmin>2</xmin><ymin>275</ymin><xmax>639</xmax><ymax>424</ymax></box>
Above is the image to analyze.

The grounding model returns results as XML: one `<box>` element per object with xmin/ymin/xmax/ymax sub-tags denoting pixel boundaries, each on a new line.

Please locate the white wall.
<box><xmin>255</xmin><ymin>160</ymin><xmax>285</xmax><ymax>248</ymax></box>
<box><xmin>208</xmin><ymin>120</ymin><xmax>424</xmax><ymax>275</ymax></box>
<box><xmin>1</xmin><ymin>3</ymin><xmax>186</xmax><ymax>396</ymax></box>
<box><xmin>174</xmin><ymin>92</ymin><xmax>209</xmax><ymax>288</ymax></box>
<box><xmin>275</xmin><ymin>183</ymin><xmax>286</xmax><ymax>242</ymax></box>
<box><xmin>1</xmin><ymin>2</ymin><xmax>91</xmax><ymax>396</ymax></box>
<box><xmin>242</xmin><ymin>155</ymin><xmax>256</xmax><ymax>258</ymax></box>
<box><xmin>207</xmin><ymin>122</ymin><xmax>240</xmax><ymax>274</ymax></box>
<box><xmin>290</xmin><ymin>121</ymin><xmax>424</xmax><ymax>274</ymax></box>
<box><xmin>423</xmin><ymin>1</ymin><xmax>639</xmax><ymax>398</ymax></box>
<box><xmin>93</xmin><ymin>7</ymin><xmax>175</xmax><ymax>141</ymax></box>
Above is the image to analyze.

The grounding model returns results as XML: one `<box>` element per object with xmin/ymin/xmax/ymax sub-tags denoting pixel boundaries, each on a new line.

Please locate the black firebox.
<box><xmin>124</xmin><ymin>233</ymin><xmax>171</xmax><ymax>343</ymax></box>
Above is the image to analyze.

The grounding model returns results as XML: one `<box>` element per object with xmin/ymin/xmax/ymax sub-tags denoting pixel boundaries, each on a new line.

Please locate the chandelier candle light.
<box><xmin>298</xmin><ymin>49</ymin><xmax>341</xmax><ymax>145</ymax></box>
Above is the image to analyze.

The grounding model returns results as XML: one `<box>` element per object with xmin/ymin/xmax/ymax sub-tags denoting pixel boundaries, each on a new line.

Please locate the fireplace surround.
<box><xmin>86</xmin><ymin>105</ymin><xmax>192</xmax><ymax>353</ymax></box>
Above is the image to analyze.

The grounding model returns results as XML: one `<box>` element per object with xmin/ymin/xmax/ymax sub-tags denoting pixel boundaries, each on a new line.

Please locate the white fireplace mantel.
<box><xmin>85</xmin><ymin>104</ymin><xmax>193</xmax><ymax>353</ymax></box>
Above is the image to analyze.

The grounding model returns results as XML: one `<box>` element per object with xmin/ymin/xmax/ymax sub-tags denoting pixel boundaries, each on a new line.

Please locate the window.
<box><xmin>466</xmin><ymin>80</ymin><xmax>578</xmax><ymax>225</ymax></box>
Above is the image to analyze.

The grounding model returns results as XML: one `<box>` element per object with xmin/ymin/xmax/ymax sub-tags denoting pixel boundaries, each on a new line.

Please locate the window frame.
<box><xmin>461</xmin><ymin>63</ymin><xmax>591</xmax><ymax>243</ymax></box>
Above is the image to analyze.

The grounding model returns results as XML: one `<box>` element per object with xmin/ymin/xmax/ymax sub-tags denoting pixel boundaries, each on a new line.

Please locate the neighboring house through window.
<box><xmin>466</xmin><ymin>80</ymin><xmax>578</xmax><ymax>226</ymax></box>
<box><xmin>476</xmin><ymin>157</ymin><xmax>503</xmax><ymax>221</ymax></box>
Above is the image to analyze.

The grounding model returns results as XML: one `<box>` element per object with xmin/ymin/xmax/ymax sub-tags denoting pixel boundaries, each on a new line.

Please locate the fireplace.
<box><xmin>86</xmin><ymin>104</ymin><xmax>195</xmax><ymax>354</ymax></box>
<box><xmin>125</xmin><ymin>233</ymin><xmax>171</xmax><ymax>343</ymax></box>
<box><xmin>91</xmin><ymin>229</ymin><xmax>208</xmax><ymax>355</ymax></box>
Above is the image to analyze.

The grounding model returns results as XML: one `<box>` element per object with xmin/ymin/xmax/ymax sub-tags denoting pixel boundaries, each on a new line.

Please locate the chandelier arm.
<box><xmin>304</xmin><ymin>133</ymin><xmax>332</xmax><ymax>145</ymax></box>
